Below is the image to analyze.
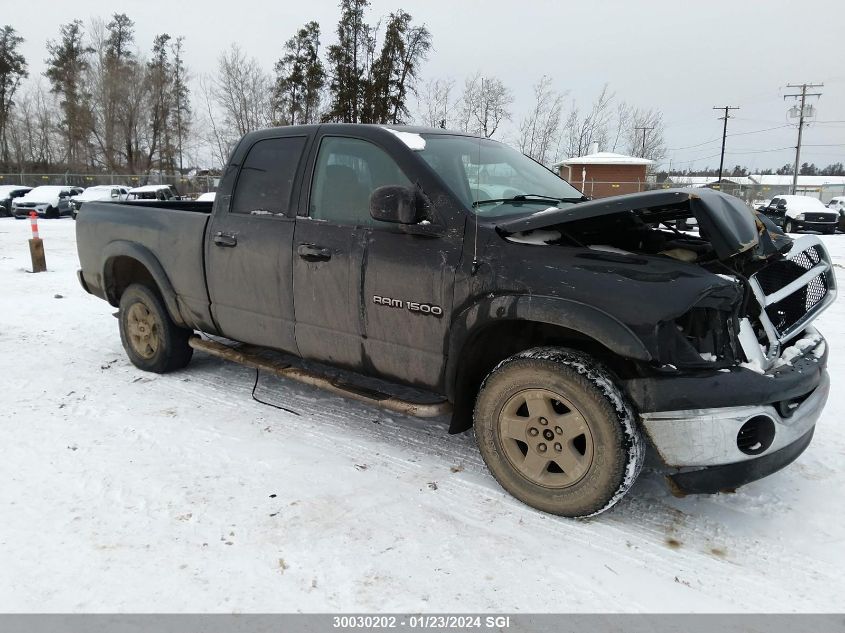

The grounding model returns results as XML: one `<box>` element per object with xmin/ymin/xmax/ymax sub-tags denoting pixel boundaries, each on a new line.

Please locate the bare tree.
<box><xmin>623</xmin><ymin>106</ymin><xmax>666</xmax><ymax>161</ymax></box>
<box><xmin>198</xmin><ymin>74</ymin><xmax>232</xmax><ymax>169</ymax></box>
<box><xmin>8</xmin><ymin>81</ymin><xmax>59</xmax><ymax>168</ymax></box>
<box><xmin>416</xmin><ymin>77</ymin><xmax>456</xmax><ymax>128</ymax></box>
<box><xmin>459</xmin><ymin>73</ymin><xmax>513</xmax><ymax>138</ymax></box>
<box><xmin>212</xmin><ymin>44</ymin><xmax>272</xmax><ymax>137</ymax></box>
<box><xmin>560</xmin><ymin>84</ymin><xmax>614</xmax><ymax>158</ymax></box>
<box><xmin>517</xmin><ymin>75</ymin><xmax>565</xmax><ymax>166</ymax></box>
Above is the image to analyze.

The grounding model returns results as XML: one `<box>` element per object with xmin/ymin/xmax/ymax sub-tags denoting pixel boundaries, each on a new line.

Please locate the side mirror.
<box><xmin>369</xmin><ymin>185</ymin><xmax>428</xmax><ymax>224</ymax></box>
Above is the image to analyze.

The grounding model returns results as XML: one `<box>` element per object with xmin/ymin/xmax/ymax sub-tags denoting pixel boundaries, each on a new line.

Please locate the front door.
<box><xmin>206</xmin><ymin>135</ymin><xmax>308</xmax><ymax>352</ymax></box>
<box><xmin>293</xmin><ymin>134</ymin><xmax>460</xmax><ymax>388</ymax></box>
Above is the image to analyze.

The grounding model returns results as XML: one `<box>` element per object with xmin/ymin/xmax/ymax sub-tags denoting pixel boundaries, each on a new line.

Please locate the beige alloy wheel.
<box><xmin>118</xmin><ymin>283</ymin><xmax>193</xmax><ymax>373</ymax></box>
<box><xmin>498</xmin><ymin>388</ymin><xmax>594</xmax><ymax>489</ymax></box>
<box><xmin>474</xmin><ymin>347</ymin><xmax>644</xmax><ymax>517</ymax></box>
<box><xmin>125</xmin><ymin>302</ymin><xmax>161</xmax><ymax>359</ymax></box>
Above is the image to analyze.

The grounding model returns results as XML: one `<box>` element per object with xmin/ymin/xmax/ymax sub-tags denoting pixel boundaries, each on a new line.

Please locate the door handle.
<box><xmin>297</xmin><ymin>243</ymin><xmax>332</xmax><ymax>261</ymax></box>
<box><xmin>213</xmin><ymin>231</ymin><xmax>238</xmax><ymax>247</ymax></box>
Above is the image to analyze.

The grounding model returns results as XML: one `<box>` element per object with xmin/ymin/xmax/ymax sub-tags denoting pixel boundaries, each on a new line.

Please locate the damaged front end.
<box><xmin>496</xmin><ymin>188</ymin><xmax>836</xmax><ymax>493</ymax></box>
<box><xmin>496</xmin><ymin>188</ymin><xmax>837</xmax><ymax>373</ymax></box>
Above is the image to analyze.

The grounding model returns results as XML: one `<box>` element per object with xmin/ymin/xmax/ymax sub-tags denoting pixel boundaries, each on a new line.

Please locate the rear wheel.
<box><xmin>474</xmin><ymin>347</ymin><xmax>644</xmax><ymax>517</ymax></box>
<box><xmin>118</xmin><ymin>283</ymin><xmax>193</xmax><ymax>373</ymax></box>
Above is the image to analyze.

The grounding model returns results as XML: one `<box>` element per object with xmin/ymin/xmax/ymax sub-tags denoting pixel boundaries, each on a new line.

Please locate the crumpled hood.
<box><xmin>495</xmin><ymin>188</ymin><xmax>767</xmax><ymax>261</ymax></box>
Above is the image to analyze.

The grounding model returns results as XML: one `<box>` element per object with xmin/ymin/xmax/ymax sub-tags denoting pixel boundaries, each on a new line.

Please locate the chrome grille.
<box><xmin>747</xmin><ymin>236</ymin><xmax>837</xmax><ymax>366</ymax></box>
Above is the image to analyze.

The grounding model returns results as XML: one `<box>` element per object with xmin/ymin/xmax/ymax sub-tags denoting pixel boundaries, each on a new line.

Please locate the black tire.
<box><xmin>784</xmin><ymin>220</ymin><xmax>794</xmax><ymax>233</ymax></box>
<box><xmin>46</xmin><ymin>205</ymin><xmax>59</xmax><ymax>219</ymax></box>
<box><xmin>118</xmin><ymin>283</ymin><xmax>193</xmax><ymax>373</ymax></box>
<box><xmin>474</xmin><ymin>347</ymin><xmax>644</xmax><ymax>518</ymax></box>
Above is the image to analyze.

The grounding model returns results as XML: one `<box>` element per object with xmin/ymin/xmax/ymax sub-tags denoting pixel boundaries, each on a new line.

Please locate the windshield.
<box><xmin>419</xmin><ymin>135</ymin><xmax>583</xmax><ymax>217</ymax></box>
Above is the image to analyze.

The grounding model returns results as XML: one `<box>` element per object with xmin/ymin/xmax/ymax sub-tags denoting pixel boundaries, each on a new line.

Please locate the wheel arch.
<box><xmin>101</xmin><ymin>241</ymin><xmax>186</xmax><ymax>327</ymax></box>
<box><xmin>445</xmin><ymin>295</ymin><xmax>650</xmax><ymax>434</ymax></box>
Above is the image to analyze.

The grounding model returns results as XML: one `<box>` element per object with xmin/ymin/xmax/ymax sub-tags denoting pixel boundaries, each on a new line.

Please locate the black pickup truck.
<box><xmin>76</xmin><ymin>124</ymin><xmax>835</xmax><ymax>517</ymax></box>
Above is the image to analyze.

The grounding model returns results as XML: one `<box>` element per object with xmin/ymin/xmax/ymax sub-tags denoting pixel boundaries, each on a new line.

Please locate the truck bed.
<box><xmin>75</xmin><ymin>200</ymin><xmax>214</xmax><ymax>330</ymax></box>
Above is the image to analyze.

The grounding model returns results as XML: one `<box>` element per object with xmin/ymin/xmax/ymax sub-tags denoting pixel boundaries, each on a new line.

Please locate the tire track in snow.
<box><xmin>147</xmin><ymin>354</ymin><xmax>841</xmax><ymax>611</ymax></box>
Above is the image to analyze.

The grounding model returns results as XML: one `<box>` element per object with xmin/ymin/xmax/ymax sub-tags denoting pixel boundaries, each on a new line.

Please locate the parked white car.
<box><xmin>12</xmin><ymin>185</ymin><xmax>84</xmax><ymax>219</ymax></box>
<box><xmin>127</xmin><ymin>184</ymin><xmax>179</xmax><ymax>201</ymax></box>
<box><xmin>70</xmin><ymin>185</ymin><xmax>130</xmax><ymax>219</ymax></box>
<box><xmin>196</xmin><ymin>191</ymin><xmax>216</xmax><ymax>202</ymax></box>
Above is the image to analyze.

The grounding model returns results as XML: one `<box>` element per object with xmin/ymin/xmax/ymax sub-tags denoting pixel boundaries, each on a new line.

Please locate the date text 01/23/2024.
<box><xmin>332</xmin><ymin>615</ymin><xmax>512</xmax><ymax>628</ymax></box>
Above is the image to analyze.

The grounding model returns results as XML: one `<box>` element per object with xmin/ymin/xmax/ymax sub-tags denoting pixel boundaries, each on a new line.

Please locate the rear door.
<box><xmin>292</xmin><ymin>136</ymin><xmax>369</xmax><ymax>368</ymax></box>
<box><xmin>205</xmin><ymin>134</ymin><xmax>308</xmax><ymax>352</ymax></box>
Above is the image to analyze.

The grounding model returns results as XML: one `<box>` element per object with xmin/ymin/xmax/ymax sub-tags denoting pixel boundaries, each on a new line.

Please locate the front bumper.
<box><xmin>640</xmin><ymin>369</ymin><xmax>828</xmax><ymax>468</ymax></box>
<box><xmin>793</xmin><ymin>219</ymin><xmax>836</xmax><ymax>232</ymax></box>
<box><xmin>13</xmin><ymin>205</ymin><xmax>49</xmax><ymax>217</ymax></box>
<box><xmin>668</xmin><ymin>428</ymin><xmax>815</xmax><ymax>494</ymax></box>
<box><xmin>636</xmin><ymin>334</ymin><xmax>829</xmax><ymax>494</ymax></box>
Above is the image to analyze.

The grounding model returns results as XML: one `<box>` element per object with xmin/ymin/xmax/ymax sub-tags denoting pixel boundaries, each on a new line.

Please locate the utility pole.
<box><xmin>713</xmin><ymin>105</ymin><xmax>740</xmax><ymax>184</ymax></box>
<box><xmin>634</xmin><ymin>126</ymin><xmax>654</xmax><ymax>158</ymax></box>
<box><xmin>784</xmin><ymin>82</ymin><xmax>823</xmax><ymax>194</ymax></box>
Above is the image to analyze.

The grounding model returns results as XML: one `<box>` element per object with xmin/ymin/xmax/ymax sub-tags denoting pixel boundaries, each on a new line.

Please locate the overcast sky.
<box><xmin>8</xmin><ymin>0</ymin><xmax>845</xmax><ymax>171</ymax></box>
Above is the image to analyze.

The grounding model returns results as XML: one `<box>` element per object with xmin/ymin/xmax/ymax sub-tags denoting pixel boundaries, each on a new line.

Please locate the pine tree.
<box><xmin>326</xmin><ymin>0</ymin><xmax>371</xmax><ymax>123</ymax></box>
<box><xmin>368</xmin><ymin>10</ymin><xmax>430</xmax><ymax>124</ymax></box>
<box><xmin>45</xmin><ymin>20</ymin><xmax>94</xmax><ymax>169</ymax></box>
<box><xmin>274</xmin><ymin>21</ymin><xmax>325</xmax><ymax>125</ymax></box>
<box><xmin>104</xmin><ymin>13</ymin><xmax>137</xmax><ymax>171</ymax></box>
<box><xmin>170</xmin><ymin>36</ymin><xmax>190</xmax><ymax>173</ymax></box>
<box><xmin>147</xmin><ymin>33</ymin><xmax>173</xmax><ymax>173</ymax></box>
<box><xmin>0</xmin><ymin>25</ymin><xmax>28</xmax><ymax>165</ymax></box>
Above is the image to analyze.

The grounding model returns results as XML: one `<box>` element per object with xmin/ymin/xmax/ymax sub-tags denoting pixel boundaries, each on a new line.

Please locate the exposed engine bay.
<box><xmin>497</xmin><ymin>190</ymin><xmax>837</xmax><ymax>373</ymax></box>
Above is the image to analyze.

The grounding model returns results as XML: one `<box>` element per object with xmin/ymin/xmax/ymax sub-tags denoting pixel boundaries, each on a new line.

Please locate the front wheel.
<box><xmin>118</xmin><ymin>283</ymin><xmax>193</xmax><ymax>373</ymax></box>
<box><xmin>784</xmin><ymin>219</ymin><xmax>794</xmax><ymax>233</ymax></box>
<box><xmin>474</xmin><ymin>347</ymin><xmax>644</xmax><ymax>518</ymax></box>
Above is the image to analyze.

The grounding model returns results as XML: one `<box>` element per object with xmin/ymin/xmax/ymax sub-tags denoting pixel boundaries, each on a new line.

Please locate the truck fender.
<box><xmin>101</xmin><ymin>240</ymin><xmax>186</xmax><ymax>327</ymax></box>
<box><xmin>445</xmin><ymin>293</ymin><xmax>651</xmax><ymax>401</ymax></box>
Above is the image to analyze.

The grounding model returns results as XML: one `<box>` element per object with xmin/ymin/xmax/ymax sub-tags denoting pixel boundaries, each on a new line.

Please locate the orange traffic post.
<box><xmin>28</xmin><ymin>211</ymin><xmax>47</xmax><ymax>273</ymax></box>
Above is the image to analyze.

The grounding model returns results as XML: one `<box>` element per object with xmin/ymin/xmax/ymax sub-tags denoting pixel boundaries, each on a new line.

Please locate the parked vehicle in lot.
<box><xmin>0</xmin><ymin>185</ymin><xmax>32</xmax><ymax>217</ymax></box>
<box><xmin>13</xmin><ymin>185</ymin><xmax>84</xmax><ymax>218</ymax></box>
<box><xmin>760</xmin><ymin>195</ymin><xmax>837</xmax><ymax>234</ymax></box>
<box><xmin>70</xmin><ymin>185</ymin><xmax>130</xmax><ymax>219</ymax></box>
<box><xmin>127</xmin><ymin>184</ymin><xmax>179</xmax><ymax>201</ymax></box>
<box><xmin>76</xmin><ymin>124</ymin><xmax>835</xmax><ymax>517</ymax></box>
<box><xmin>828</xmin><ymin>196</ymin><xmax>845</xmax><ymax>232</ymax></box>
<box><xmin>195</xmin><ymin>191</ymin><xmax>216</xmax><ymax>202</ymax></box>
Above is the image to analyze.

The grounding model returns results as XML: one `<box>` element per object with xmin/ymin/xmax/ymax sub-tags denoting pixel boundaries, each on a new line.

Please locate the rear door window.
<box><xmin>231</xmin><ymin>136</ymin><xmax>307</xmax><ymax>217</ymax></box>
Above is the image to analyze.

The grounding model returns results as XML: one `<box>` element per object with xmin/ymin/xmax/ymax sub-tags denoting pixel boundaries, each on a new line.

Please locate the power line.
<box><xmin>784</xmin><ymin>82</ymin><xmax>823</xmax><ymax>194</ymax></box>
<box><xmin>714</xmin><ymin>105</ymin><xmax>740</xmax><ymax>182</ymax></box>
<box><xmin>667</xmin><ymin>124</ymin><xmax>794</xmax><ymax>152</ymax></box>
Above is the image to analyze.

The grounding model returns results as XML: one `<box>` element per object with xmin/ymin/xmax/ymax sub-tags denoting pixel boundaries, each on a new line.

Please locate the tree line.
<box><xmin>0</xmin><ymin>1</ymin><xmax>677</xmax><ymax>177</ymax></box>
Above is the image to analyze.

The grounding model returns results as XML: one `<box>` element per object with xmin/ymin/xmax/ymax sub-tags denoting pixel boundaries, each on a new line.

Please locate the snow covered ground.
<box><xmin>1</xmin><ymin>217</ymin><xmax>844</xmax><ymax>613</ymax></box>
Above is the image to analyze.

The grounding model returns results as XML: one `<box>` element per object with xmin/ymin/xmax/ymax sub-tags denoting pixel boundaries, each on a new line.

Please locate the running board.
<box><xmin>188</xmin><ymin>336</ymin><xmax>452</xmax><ymax>418</ymax></box>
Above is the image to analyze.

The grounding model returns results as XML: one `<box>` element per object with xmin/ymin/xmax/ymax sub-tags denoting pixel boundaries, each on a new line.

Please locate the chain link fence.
<box><xmin>569</xmin><ymin>180</ymin><xmax>845</xmax><ymax>205</ymax></box>
<box><xmin>0</xmin><ymin>173</ymin><xmax>219</xmax><ymax>198</ymax></box>
<box><xmin>3</xmin><ymin>174</ymin><xmax>844</xmax><ymax>205</ymax></box>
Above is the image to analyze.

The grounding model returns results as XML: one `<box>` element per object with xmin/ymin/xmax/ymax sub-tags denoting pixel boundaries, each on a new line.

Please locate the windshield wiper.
<box><xmin>472</xmin><ymin>194</ymin><xmax>587</xmax><ymax>208</ymax></box>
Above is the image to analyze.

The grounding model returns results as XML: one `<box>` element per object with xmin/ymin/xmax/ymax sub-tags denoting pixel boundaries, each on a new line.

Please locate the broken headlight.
<box><xmin>655</xmin><ymin>284</ymin><xmax>743</xmax><ymax>368</ymax></box>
